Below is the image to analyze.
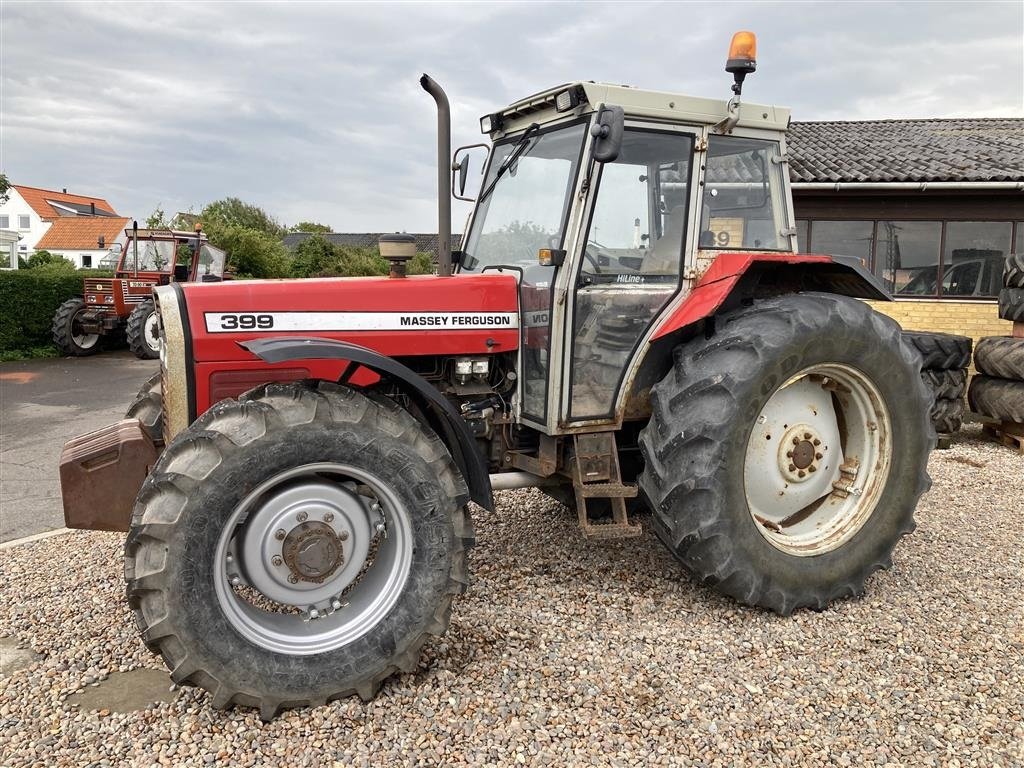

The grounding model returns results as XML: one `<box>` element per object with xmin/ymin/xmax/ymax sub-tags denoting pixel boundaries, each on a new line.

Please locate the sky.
<box><xmin>2</xmin><ymin>1</ymin><xmax>1022</xmax><ymax>233</ymax></box>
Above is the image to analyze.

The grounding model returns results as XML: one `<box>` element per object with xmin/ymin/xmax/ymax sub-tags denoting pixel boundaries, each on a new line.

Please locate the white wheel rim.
<box><xmin>743</xmin><ymin>364</ymin><xmax>892</xmax><ymax>556</ymax></box>
<box><xmin>143</xmin><ymin>312</ymin><xmax>160</xmax><ymax>352</ymax></box>
<box><xmin>71</xmin><ymin>309</ymin><xmax>99</xmax><ymax>349</ymax></box>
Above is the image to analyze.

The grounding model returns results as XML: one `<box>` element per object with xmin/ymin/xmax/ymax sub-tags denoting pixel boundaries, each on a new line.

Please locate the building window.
<box><xmin>810</xmin><ymin>220</ymin><xmax>874</xmax><ymax>262</ymax></box>
<box><xmin>81</xmin><ymin>254</ymin><xmax>92</xmax><ymax>268</ymax></box>
<box><xmin>943</xmin><ymin>221</ymin><xmax>1011</xmax><ymax>298</ymax></box>
<box><xmin>0</xmin><ymin>215</ymin><xmax>8</xmax><ymax>229</ymax></box>
<box><xmin>1014</xmin><ymin>221</ymin><xmax>1023</xmax><ymax>255</ymax></box>
<box><xmin>879</xmin><ymin>221</ymin><xmax>943</xmax><ymax>297</ymax></box>
<box><xmin>795</xmin><ymin>220</ymin><xmax>809</xmax><ymax>252</ymax></box>
<box><xmin>18</xmin><ymin>215</ymin><xmax>30</xmax><ymax>230</ymax></box>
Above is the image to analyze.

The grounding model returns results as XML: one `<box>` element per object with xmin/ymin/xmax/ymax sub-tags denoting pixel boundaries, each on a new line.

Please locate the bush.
<box><xmin>208</xmin><ymin>225</ymin><xmax>291</xmax><ymax>279</ymax></box>
<box><xmin>0</xmin><ymin>269</ymin><xmax>112</xmax><ymax>355</ymax></box>
<box><xmin>23</xmin><ymin>250</ymin><xmax>75</xmax><ymax>270</ymax></box>
<box><xmin>290</xmin><ymin>235</ymin><xmax>436</xmax><ymax>278</ymax></box>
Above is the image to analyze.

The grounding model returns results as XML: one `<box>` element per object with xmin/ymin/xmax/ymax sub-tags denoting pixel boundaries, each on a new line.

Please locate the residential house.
<box><xmin>0</xmin><ymin>185</ymin><xmax>121</xmax><ymax>265</ymax></box>
<box><xmin>34</xmin><ymin>216</ymin><xmax>132</xmax><ymax>269</ymax></box>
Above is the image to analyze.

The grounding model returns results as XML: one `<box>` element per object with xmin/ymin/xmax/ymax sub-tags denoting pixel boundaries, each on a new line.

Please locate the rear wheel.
<box><xmin>126</xmin><ymin>300</ymin><xmax>160</xmax><ymax>359</ymax></box>
<box><xmin>639</xmin><ymin>293</ymin><xmax>932</xmax><ymax>615</ymax></box>
<box><xmin>52</xmin><ymin>298</ymin><xmax>100</xmax><ymax>356</ymax></box>
<box><xmin>124</xmin><ymin>381</ymin><xmax>473</xmax><ymax>719</ymax></box>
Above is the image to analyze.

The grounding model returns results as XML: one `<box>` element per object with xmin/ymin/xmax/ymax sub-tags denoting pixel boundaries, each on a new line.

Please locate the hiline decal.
<box><xmin>204</xmin><ymin>311</ymin><xmax>519</xmax><ymax>333</ymax></box>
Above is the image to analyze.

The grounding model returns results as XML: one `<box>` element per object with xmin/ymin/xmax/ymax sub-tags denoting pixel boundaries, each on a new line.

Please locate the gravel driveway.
<box><xmin>1</xmin><ymin>424</ymin><xmax>1021</xmax><ymax>767</ymax></box>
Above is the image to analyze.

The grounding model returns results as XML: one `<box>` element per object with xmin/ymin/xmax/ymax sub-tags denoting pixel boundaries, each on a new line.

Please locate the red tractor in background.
<box><xmin>51</xmin><ymin>223</ymin><xmax>227</xmax><ymax>358</ymax></box>
<box><xmin>59</xmin><ymin>33</ymin><xmax>933</xmax><ymax>720</ymax></box>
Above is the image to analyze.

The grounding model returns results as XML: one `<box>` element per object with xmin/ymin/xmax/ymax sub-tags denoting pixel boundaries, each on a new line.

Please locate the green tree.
<box><xmin>212</xmin><ymin>225</ymin><xmax>290</xmax><ymax>279</ymax></box>
<box><xmin>291</xmin><ymin>234</ymin><xmax>338</xmax><ymax>277</ymax></box>
<box><xmin>289</xmin><ymin>221</ymin><xmax>333</xmax><ymax>234</ymax></box>
<box><xmin>146</xmin><ymin>205</ymin><xmax>169</xmax><ymax>229</ymax></box>
<box><xmin>200</xmin><ymin>198</ymin><xmax>284</xmax><ymax>239</ymax></box>
<box><xmin>0</xmin><ymin>173</ymin><xmax>10</xmax><ymax>205</ymax></box>
<box><xmin>24</xmin><ymin>250</ymin><xmax>74</xmax><ymax>270</ymax></box>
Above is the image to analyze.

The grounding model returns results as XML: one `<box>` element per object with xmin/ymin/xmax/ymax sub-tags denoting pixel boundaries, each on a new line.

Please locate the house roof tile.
<box><xmin>786</xmin><ymin>118</ymin><xmax>1024</xmax><ymax>184</ymax></box>
<box><xmin>12</xmin><ymin>185</ymin><xmax>118</xmax><ymax>220</ymax></box>
<box><xmin>36</xmin><ymin>217</ymin><xmax>131</xmax><ymax>251</ymax></box>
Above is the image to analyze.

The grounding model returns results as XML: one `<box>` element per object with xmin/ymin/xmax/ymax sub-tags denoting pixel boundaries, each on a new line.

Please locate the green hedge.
<box><xmin>0</xmin><ymin>269</ymin><xmax>114</xmax><ymax>355</ymax></box>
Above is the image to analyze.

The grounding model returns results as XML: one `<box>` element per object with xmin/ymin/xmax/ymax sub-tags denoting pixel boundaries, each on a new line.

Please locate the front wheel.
<box><xmin>124</xmin><ymin>381</ymin><xmax>473</xmax><ymax>719</ymax></box>
<box><xmin>639</xmin><ymin>293</ymin><xmax>933</xmax><ymax>615</ymax></box>
<box><xmin>126</xmin><ymin>300</ymin><xmax>160</xmax><ymax>359</ymax></box>
<box><xmin>52</xmin><ymin>298</ymin><xmax>100</xmax><ymax>356</ymax></box>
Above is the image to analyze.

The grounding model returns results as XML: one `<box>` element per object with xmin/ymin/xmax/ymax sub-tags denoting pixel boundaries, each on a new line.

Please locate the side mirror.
<box><xmin>452</xmin><ymin>143</ymin><xmax>490</xmax><ymax>202</ymax></box>
<box><xmin>591</xmin><ymin>105</ymin><xmax>624</xmax><ymax>163</ymax></box>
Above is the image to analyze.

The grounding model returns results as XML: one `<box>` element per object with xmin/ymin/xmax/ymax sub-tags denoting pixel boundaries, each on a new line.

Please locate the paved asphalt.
<box><xmin>0</xmin><ymin>351</ymin><xmax>159</xmax><ymax>542</ymax></box>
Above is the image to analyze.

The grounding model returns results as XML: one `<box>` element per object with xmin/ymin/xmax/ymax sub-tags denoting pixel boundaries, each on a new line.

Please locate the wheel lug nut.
<box><xmin>815</xmin><ymin>452</ymin><xmax>823</xmax><ymax>460</ymax></box>
<box><xmin>271</xmin><ymin>556</ymin><xmax>283</xmax><ymax>566</ymax></box>
<box><xmin>808</xmin><ymin>466</ymin><xmax>817</xmax><ymax>473</ymax></box>
<box><xmin>786</xmin><ymin>451</ymin><xmax>793</xmax><ymax>458</ymax></box>
<box><xmin>288</xmin><ymin>574</ymin><xmax>298</xmax><ymax>584</ymax></box>
<box><xmin>788</xmin><ymin>463</ymin><xmax>796</xmax><ymax>472</ymax></box>
<box><xmin>323</xmin><ymin>512</ymin><xmax>334</xmax><ymax>523</ymax></box>
<box><xmin>792</xmin><ymin>437</ymin><xmax>800</xmax><ymax>445</ymax></box>
<box><xmin>339</xmin><ymin>531</ymin><xmax>349</xmax><ymax>541</ymax></box>
<box><xmin>803</xmin><ymin>432</ymin><xmax>812</xmax><ymax>440</ymax></box>
<box><xmin>813</xmin><ymin>439</ymin><xmax>821</xmax><ymax>446</ymax></box>
<box><xmin>230</xmin><ymin>575</ymin><xmax>240</xmax><ymax>586</ymax></box>
<box><xmin>798</xmin><ymin>470</ymin><xmax>806</xmax><ymax>478</ymax></box>
<box><xmin>331</xmin><ymin>599</ymin><xmax>343</xmax><ymax>611</ymax></box>
<box><xmin>297</xmin><ymin>511</ymin><xmax>308</xmax><ymax>523</ymax></box>
<box><xmin>309</xmin><ymin>608</ymin><xmax>319</xmax><ymax>620</ymax></box>
<box><xmin>275</xmin><ymin>529</ymin><xmax>286</xmax><ymax>540</ymax></box>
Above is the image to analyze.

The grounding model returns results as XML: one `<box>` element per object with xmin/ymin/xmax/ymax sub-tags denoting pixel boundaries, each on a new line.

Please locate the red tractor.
<box><xmin>51</xmin><ymin>224</ymin><xmax>227</xmax><ymax>359</ymax></box>
<box><xmin>60</xmin><ymin>33</ymin><xmax>932</xmax><ymax>720</ymax></box>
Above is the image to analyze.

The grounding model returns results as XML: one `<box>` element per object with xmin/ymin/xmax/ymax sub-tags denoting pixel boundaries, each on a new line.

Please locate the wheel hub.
<box><xmin>777</xmin><ymin>425</ymin><xmax>826</xmax><ymax>483</ymax></box>
<box><xmin>282</xmin><ymin>522</ymin><xmax>345</xmax><ymax>582</ymax></box>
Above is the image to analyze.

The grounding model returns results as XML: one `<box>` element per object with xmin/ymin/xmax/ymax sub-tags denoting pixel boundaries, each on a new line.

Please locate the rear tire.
<box><xmin>968</xmin><ymin>375</ymin><xmax>1024</xmax><ymax>422</ymax></box>
<box><xmin>52</xmin><ymin>298</ymin><xmax>101</xmax><ymax>356</ymax></box>
<box><xmin>127</xmin><ymin>300</ymin><xmax>160</xmax><ymax>359</ymax></box>
<box><xmin>1003</xmin><ymin>253</ymin><xmax>1024</xmax><ymax>289</ymax></box>
<box><xmin>973</xmin><ymin>336</ymin><xmax>1024</xmax><ymax>380</ymax></box>
<box><xmin>997</xmin><ymin>288</ymin><xmax>1024</xmax><ymax>322</ymax></box>
<box><xmin>901</xmin><ymin>331</ymin><xmax>972</xmax><ymax>370</ymax></box>
<box><xmin>124</xmin><ymin>381</ymin><xmax>473</xmax><ymax>720</ymax></box>
<box><xmin>639</xmin><ymin>293</ymin><xmax>932</xmax><ymax>615</ymax></box>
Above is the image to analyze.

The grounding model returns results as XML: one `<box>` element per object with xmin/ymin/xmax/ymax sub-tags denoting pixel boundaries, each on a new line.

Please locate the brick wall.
<box><xmin>867</xmin><ymin>299</ymin><xmax>1013</xmax><ymax>374</ymax></box>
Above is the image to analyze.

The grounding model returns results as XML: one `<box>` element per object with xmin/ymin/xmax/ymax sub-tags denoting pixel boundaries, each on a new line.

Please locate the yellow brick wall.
<box><xmin>867</xmin><ymin>300</ymin><xmax>1013</xmax><ymax>375</ymax></box>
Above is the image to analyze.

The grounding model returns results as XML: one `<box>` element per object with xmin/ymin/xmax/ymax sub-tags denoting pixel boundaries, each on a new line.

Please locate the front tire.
<box><xmin>52</xmin><ymin>298</ymin><xmax>100</xmax><ymax>356</ymax></box>
<box><xmin>639</xmin><ymin>293</ymin><xmax>932</xmax><ymax>615</ymax></box>
<box><xmin>126</xmin><ymin>300</ymin><xmax>160</xmax><ymax>359</ymax></box>
<box><xmin>125</xmin><ymin>372</ymin><xmax>163</xmax><ymax>443</ymax></box>
<box><xmin>124</xmin><ymin>381</ymin><xmax>473</xmax><ymax>719</ymax></box>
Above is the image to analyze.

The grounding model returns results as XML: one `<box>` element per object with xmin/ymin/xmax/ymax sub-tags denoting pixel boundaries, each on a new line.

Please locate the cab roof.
<box><xmin>491</xmin><ymin>81</ymin><xmax>790</xmax><ymax>138</ymax></box>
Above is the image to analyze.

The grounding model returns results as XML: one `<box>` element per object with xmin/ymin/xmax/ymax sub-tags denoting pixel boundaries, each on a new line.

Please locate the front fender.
<box><xmin>241</xmin><ymin>337</ymin><xmax>494</xmax><ymax>511</ymax></box>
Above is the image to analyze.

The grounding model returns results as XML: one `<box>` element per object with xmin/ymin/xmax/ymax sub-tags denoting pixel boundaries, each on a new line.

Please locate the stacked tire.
<box><xmin>902</xmin><ymin>331</ymin><xmax>972</xmax><ymax>436</ymax></box>
<box><xmin>968</xmin><ymin>253</ymin><xmax>1024</xmax><ymax>425</ymax></box>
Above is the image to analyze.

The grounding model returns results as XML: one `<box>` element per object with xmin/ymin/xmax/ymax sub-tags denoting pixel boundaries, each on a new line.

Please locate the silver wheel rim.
<box><xmin>213</xmin><ymin>462</ymin><xmax>413</xmax><ymax>655</ymax></box>
<box><xmin>71</xmin><ymin>309</ymin><xmax>99</xmax><ymax>350</ymax></box>
<box><xmin>743</xmin><ymin>364</ymin><xmax>891</xmax><ymax>556</ymax></box>
<box><xmin>143</xmin><ymin>312</ymin><xmax>160</xmax><ymax>352</ymax></box>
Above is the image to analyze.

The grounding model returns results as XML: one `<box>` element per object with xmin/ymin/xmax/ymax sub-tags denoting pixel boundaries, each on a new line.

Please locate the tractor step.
<box><xmin>571</xmin><ymin>433</ymin><xmax>642</xmax><ymax>540</ymax></box>
<box><xmin>577</xmin><ymin>482</ymin><xmax>638</xmax><ymax>498</ymax></box>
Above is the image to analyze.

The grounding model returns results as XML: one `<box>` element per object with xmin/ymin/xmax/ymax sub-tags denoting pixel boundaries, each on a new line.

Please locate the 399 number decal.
<box><xmin>219</xmin><ymin>314</ymin><xmax>274</xmax><ymax>330</ymax></box>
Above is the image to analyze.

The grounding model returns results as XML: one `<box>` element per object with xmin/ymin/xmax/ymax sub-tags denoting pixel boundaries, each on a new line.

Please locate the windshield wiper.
<box><xmin>477</xmin><ymin>123</ymin><xmax>541</xmax><ymax>205</ymax></box>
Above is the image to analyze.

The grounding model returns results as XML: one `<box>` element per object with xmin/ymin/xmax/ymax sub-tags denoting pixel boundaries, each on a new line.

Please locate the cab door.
<box><xmin>562</xmin><ymin>127</ymin><xmax>696</xmax><ymax>422</ymax></box>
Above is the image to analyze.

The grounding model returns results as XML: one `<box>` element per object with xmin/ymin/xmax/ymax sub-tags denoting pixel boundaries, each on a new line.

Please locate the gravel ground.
<box><xmin>1</xmin><ymin>424</ymin><xmax>1022</xmax><ymax>767</ymax></box>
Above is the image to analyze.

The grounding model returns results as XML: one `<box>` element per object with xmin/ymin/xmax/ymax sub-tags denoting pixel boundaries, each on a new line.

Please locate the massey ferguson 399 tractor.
<box><xmin>51</xmin><ymin>223</ymin><xmax>227</xmax><ymax>359</ymax></box>
<box><xmin>60</xmin><ymin>33</ymin><xmax>932</xmax><ymax>719</ymax></box>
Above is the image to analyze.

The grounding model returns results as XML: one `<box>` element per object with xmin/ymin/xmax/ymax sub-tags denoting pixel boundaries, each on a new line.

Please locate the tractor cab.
<box><xmin>114</xmin><ymin>227</ymin><xmax>226</xmax><ymax>283</ymax></box>
<box><xmin>454</xmin><ymin>65</ymin><xmax>795</xmax><ymax>431</ymax></box>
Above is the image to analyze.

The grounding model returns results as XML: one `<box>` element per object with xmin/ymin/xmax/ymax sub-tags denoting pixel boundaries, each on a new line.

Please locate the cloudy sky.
<box><xmin>2</xmin><ymin>1</ymin><xmax>1022</xmax><ymax>233</ymax></box>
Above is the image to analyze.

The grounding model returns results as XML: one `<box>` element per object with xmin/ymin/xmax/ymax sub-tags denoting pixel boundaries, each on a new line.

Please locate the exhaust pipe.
<box><xmin>419</xmin><ymin>74</ymin><xmax>452</xmax><ymax>276</ymax></box>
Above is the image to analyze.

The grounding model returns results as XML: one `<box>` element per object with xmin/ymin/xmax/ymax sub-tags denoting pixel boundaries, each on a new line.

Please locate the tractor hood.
<box><xmin>174</xmin><ymin>273</ymin><xmax>521</xmax><ymax>363</ymax></box>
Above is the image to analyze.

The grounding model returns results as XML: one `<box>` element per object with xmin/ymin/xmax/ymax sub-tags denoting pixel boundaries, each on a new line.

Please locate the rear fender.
<box><xmin>241</xmin><ymin>337</ymin><xmax>493</xmax><ymax>511</ymax></box>
<box><xmin>652</xmin><ymin>252</ymin><xmax>890</xmax><ymax>340</ymax></box>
